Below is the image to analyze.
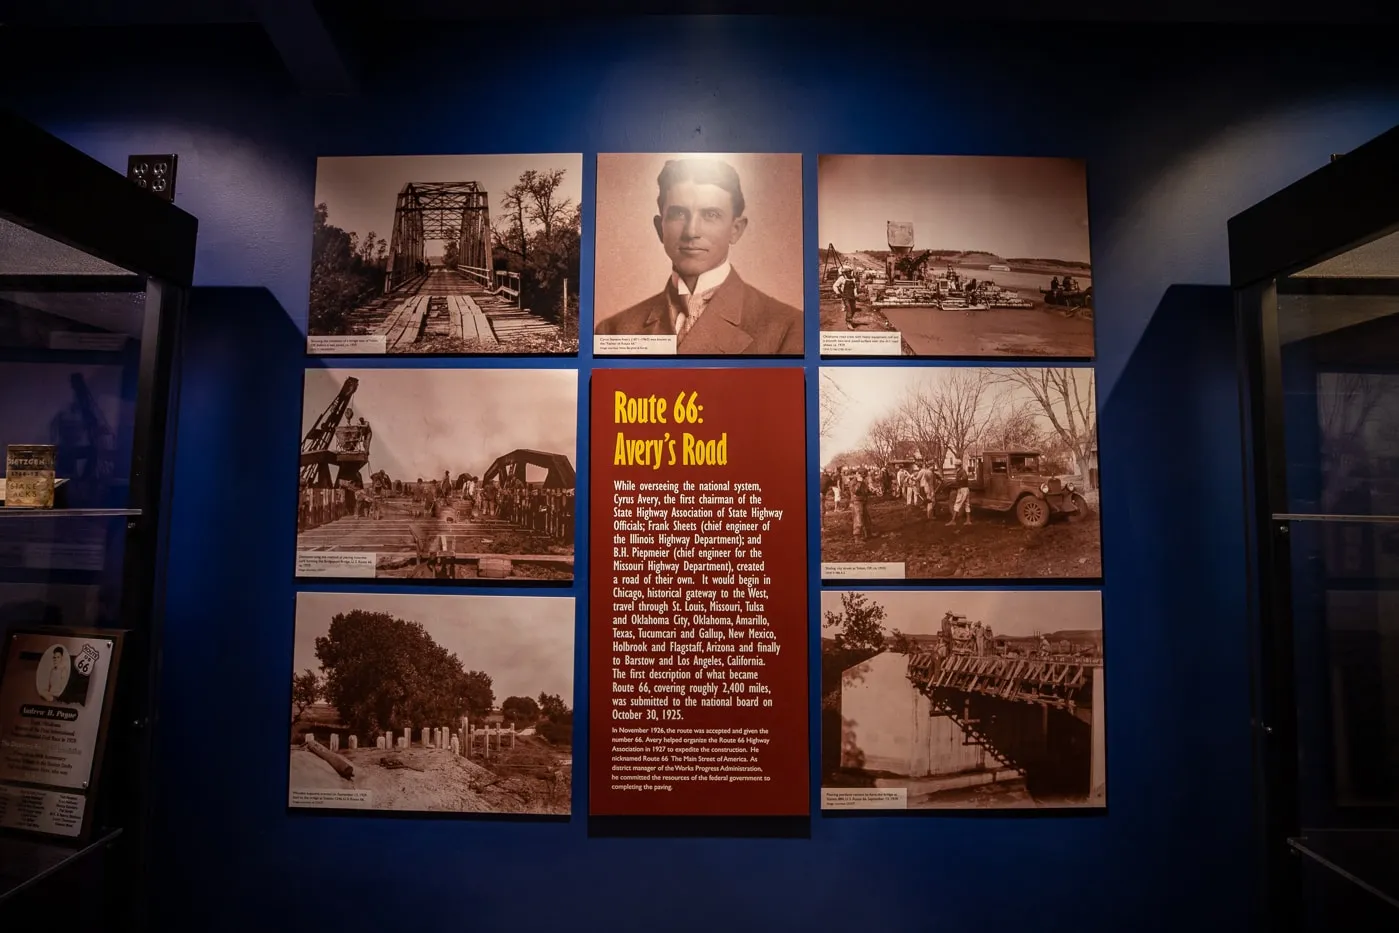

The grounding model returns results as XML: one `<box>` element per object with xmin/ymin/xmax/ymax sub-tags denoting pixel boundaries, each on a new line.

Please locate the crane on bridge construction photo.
<box><xmin>294</xmin><ymin>367</ymin><xmax>578</xmax><ymax>581</ymax></box>
<box><xmin>306</xmin><ymin>153</ymin><xmax>583</xmax><ymax>355</ymax></box>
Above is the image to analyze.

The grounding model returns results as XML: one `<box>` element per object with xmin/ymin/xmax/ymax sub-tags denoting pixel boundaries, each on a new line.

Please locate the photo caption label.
<box><xmin>819</xmin><ymin>331</ymin><xmax>903</xmax><ymax>356</ymax></box>
<box><xmin>296</xmin><ymin>552</ymin><xmax>377</xmax><ymax>578</ymax></box>
<box><xmin>307</xmin><ymin>335</ymin><xmax>388</xmax><ymax>355</ymax></box>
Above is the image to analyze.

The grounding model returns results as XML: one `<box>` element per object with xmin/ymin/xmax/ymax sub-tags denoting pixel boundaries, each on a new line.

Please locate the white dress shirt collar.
<box><xmin>671</xmin><ymin>262</ymin><xmax>732</xmax><ymax>297</ymax></box>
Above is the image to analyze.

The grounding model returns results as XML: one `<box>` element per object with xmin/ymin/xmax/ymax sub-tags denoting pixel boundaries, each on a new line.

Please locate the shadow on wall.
<box><xmin>1097</xmin><ymin>283</ymin><xmax>1254</xmax><ymax>898</ymax></box>
<box><xmin>155</xmin><ymin>286</ymin><xmax>307</xmax><ymax>864</ymax></box>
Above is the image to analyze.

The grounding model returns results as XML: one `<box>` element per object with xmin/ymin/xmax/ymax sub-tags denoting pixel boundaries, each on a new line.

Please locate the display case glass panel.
<box><xmin>0</xmin><ymin>215</ymin><xmax>149</xmax><ymax>631</ymax></box>
<box><xmin>1235</xmin><ymin>152</ymin><xmax>1399</xmax><ymax>924</ymax></box>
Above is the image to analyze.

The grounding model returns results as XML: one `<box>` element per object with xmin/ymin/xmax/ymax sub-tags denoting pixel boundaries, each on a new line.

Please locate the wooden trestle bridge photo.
<box><xmin>826</xmin><ymin>607</ymin><xmax>1105</xmax><ymax>809</ymax></box>
<box><xmin>903</xmin><ymin>641</ymin><xmax>1104</xmax><ymax>803</ymax></box>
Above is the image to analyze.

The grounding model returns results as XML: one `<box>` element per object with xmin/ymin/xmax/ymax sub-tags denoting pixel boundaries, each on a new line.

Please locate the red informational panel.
<box><xmin>589</xmin><ymin>368</ymin><xmax>809</xmax><ymax>816</ymax></box>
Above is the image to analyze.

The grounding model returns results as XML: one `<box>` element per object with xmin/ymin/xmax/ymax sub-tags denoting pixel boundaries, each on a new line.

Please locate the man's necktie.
<box><xmin>678</xmin><ymin>288</ymin><xmax>716</xmax><ymax>337</ymax></box>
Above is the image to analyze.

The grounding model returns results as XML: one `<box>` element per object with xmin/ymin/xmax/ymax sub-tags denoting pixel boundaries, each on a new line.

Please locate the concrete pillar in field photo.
<box><xmin>402</xmin><ymin>727</ymin><xmax>410</xmax><ymax>748</ymax></box>
<box><xmin>348</xmin><ymin>735</ymin><xmax>358</xmax><ymax>750</ymax></box>
<box><xmin>451</xmin><ymin>734</ymin><xmax>459</xmax><ymax>755</ymax></box>
<box><xmin>508</xmin><ymin>724</ymin><xmax>516</xmax><ymax>748</ymax></box>
<box><xmin>329</xmin><ymin>733</ymin><xmax>339</xmax><ymax>752</ymax></box>
<box><xmin>376</xmin><ymin>735</ymin><xmax>385</xmax><ymax>750</ymax></box>
<box><xmin>422</xmin><ymin>727</ymin><xmax>431</xmax><ymax>747</ymax></box>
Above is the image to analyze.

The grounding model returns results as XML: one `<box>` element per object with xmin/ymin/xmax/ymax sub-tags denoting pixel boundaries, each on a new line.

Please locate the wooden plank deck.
<box><xmin>457</xmin><ymin>294</ymin><xmax>499</xmax><ymax>346</ymax></box>
<box><xmin>373</xmin><ymin>296</ymin><xmax>418</xmax><ymax>337</ymax></box>
<box><xmin>386</xmin><ymin>296</ymin><xmax>430</xmax><ymax>351</ymax></box>
<box><xmin>370</xmin><ymin>273</ymin><xmax>560</xmax><ymax>349</ymax></box>
<box><xmin>447</xmin><ymin>295</ymin><xmax>465</xmax><ymax>340</ymax></box>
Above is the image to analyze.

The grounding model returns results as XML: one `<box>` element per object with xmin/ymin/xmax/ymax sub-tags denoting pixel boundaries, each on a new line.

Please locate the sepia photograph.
<box><xmin>296</xmin><ymin>367</ymin><xmax>577</xmax><ymax>581</ymax></box>
<box><xmin>593</xmin><ymin>152</ymin><xmax>804</xmax><ymax>356</ymax></box>
<box><xmin>818</xmin><ymin>155</ymin><xmax>1094</xmax><ymax>358</ymax></box>
<box><xmin>820</xmin><ymin>365</ymin><xmax>1100</xmax><ymax>579</ymax></box>
<box><xmin>821</xmin><ymin>589</ymin><xmax>1105</xmax><ymax>810</ymax></box>
<box><xmin>306</xmin><ymin>153</ymin><xmax>582</xmax><ymax>355</ymax></box>
<box><xmin>288</xmin><ymin>591</ymin><xmax>574</xmax><ymax>815</ymax></box>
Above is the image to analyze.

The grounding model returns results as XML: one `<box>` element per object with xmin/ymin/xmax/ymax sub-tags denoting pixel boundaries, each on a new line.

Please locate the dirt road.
<box><xmin>880</xmin><ymin>306</ymin><xmax>1094</xmax><ymax>357</ymax></box>
<box><xmin>821</xmin><ymin>497</ymin><xmax>1102</xmax><ymax>578</ymax></box>
<box><xmin>818</xmin><ymin>297</ymin><xmax>1094</xmax><ymax>358</ymax></box>
<box><xmin>289</xmin><ymin>743</ymin><xmax>570</xmax><ymax>814</ymax></box>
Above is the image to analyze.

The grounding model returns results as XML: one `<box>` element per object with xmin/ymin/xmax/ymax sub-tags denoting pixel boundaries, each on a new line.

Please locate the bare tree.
<box><xmin>865</xmin><ymin>413</ymin><xmax>906</xmax><ymax>464</ymax></box>
<box><xmin>524</xmin><ymin>168</ymin><xmax>572</xmax><ymax>238</ymax></box>
<box><xmin>979</xmin><ymin>401</ymin><xmax>1044</xmax><ymax>452</ymax></box>
<box><xmin>932</xmin><ymin>368</ymin><xmax>1000</xmax><ymax>462</ymax></box>
<box><xmin>996</xmin><ymin>368</ymin><xmax>1097</xmax><ymax>473</ymax></box>
<box><xmin>898</xmin><ymin>379</ymin><xmax>948</xmax><ymax>464</ymax></box>
<box><xmin>496</xmin><ymin>171</ymin><xmax>536</xmax><ymax>265</ymax></box>
<box><xmin>899</xmin><ymin>369</ymin><xmax>999</xmax><ymax>464</ymax></box>
<box><xmin>820</xmin><ymin>372</ymin><xmax>848</xmax><ymax>441</ymax></box>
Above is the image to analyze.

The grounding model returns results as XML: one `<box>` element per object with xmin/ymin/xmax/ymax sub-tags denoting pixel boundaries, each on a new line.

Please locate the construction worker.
<box><xmin>947</xmin><ymin>458</ymin><xmax>971</xmax><ymax>526</ymax></box>
<box><xmin>833</xmin><ymin>266</ymin><xmax>858</xmax><ymax>326</ymax></box>
<box><xmin>850</xmin><ymin>469</ymin><xmax>870</xmax><ymax>541</ymax></box>
<box><xmin>917</xmin><ymin>460</ymin><xmax>939</xmax><ymax>519</ymax></box>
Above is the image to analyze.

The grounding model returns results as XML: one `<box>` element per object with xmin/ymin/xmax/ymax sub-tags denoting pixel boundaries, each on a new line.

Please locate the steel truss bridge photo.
<box><xmin>358</xmin><ymin>180</ymin><xmax>559</xmax><ymax>351</ymax></box>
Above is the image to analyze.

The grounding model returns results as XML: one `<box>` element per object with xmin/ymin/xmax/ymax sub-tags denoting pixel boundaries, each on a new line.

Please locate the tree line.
<box><xmin>824</xmin><ymin>368</ymin><xmax>1097</xmax><ymax>477</ymax></box>
<box><xmin>308</xmin><ymin>203</ymin><xmax>389</xmax><ymax>334</ymax></box>
<box><xmin>290</xmin><ymin>609</ymin><xmax>572</xmax><ymax>747</ymax></box>
<box><xmin>492</xmin><ymin>168</ymin><xmax>580</xmax><ymax>334</ymax></box>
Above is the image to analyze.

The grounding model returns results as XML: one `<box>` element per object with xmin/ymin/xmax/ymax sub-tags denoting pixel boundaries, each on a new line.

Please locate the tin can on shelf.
<box><xmin>4</xmin><ymin>444</ymin><xmax>57</xmax><ymax>508</ymax></box>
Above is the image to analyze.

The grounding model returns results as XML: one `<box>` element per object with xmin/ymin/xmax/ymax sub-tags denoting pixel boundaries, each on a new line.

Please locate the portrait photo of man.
<box><xmin>594</xmin><ymin>153</ymin><xmax>804</xmax><ymax>356</ymax></box>
<box><xmin>35</xmin><ymin>645</ymin><xmax>69</xmax><ymax>702</ymax></box>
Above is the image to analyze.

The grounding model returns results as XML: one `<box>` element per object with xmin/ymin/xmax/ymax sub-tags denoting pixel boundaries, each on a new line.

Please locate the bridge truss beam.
<box><xmin>387</xmin><ymin>181</ymin><xmax>492</xmax><ymax>290</ymax></box>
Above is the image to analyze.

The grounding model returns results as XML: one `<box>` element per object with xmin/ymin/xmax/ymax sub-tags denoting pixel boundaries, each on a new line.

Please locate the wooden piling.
<box><xmin>305</xmin><ymin>736</ymin><xmax>355</xmax><ymax>780</ymax></box>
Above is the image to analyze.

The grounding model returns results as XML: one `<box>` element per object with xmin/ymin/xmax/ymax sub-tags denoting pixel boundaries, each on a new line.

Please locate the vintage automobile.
<box><xmin>939</xmin><ymin>450</ymin><xmax>1090</xmax><ymax>528</ymax></box>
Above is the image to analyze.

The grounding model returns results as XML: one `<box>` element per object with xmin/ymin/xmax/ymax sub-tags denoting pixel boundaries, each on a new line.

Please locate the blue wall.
<box><xmin>5</xmin><ymin>16</ymin><xmax>1399</xmax><ymax>933</ymax></box>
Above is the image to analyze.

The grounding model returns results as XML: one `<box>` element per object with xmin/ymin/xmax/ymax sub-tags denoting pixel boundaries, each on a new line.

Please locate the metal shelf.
<box><xmin>1273</xmin><ymin>513</ymin><xmax>1399</xmax><ymax>525</ymax></box>
<box><xmin>0</xmin><ymin>828</ymin><xmax>122</xmax><ymax>904</ymax></box>
<box><xmin>0</xmin><ymin>508</ymin><xmax>140</xmax><ymax>519</ymax></box>
<box><xmin>1289</xmin><ymin>830</ymin><xmax>1399</xmax><ymax>911</ymax></box>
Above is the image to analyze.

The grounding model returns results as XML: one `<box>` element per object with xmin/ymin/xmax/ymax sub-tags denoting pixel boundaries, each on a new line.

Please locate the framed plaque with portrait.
<box><xmin>0</xmin><ymin>627</ymin><xmax>124</xmax><ymax>842</ymax></box>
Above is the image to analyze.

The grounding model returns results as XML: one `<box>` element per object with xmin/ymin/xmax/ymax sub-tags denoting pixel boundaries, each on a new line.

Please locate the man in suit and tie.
<box><xmin>595</xmin><ymin>157</ymin><xmax>803</xmax><ymax>355</ymax></box>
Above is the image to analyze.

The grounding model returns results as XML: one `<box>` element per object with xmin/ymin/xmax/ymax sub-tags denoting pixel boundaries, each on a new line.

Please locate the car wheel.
<box><xmin>1066</xmin><ymin>493</ymin><xmax>1089</xmax><ymax>523</ymax></box>
<box><xmin>1015</xmin><ymin>495</ymin><xmax>1049</xmax><ymax>529</ymax></box>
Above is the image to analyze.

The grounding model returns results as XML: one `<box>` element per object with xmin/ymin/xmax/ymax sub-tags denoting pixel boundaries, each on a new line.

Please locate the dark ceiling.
<box><xmin>2</xmin><ymin>0</ymin><xmax>1395</xmax><ymax>96</ymax></box>
<box><xmin>3</xmin><ymin>0</ymin><xmax>1399</xmax><ymax>24</ymax></box>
